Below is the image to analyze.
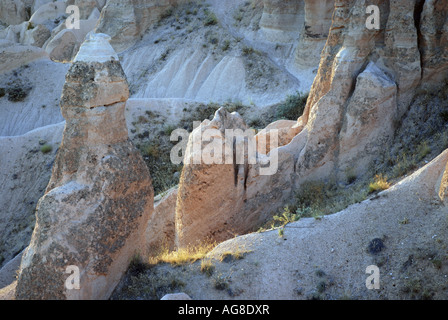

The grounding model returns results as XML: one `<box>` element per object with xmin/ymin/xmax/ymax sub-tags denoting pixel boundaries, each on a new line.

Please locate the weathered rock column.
<box><xmin>15</xmin><ymin>33</ymin><xmax>154</xmax><ymax>300</ymax></box>
<box><xmin>175</xmin><ymin>108</ymin><xmax>295</xmax><ymax>248</ymax></box>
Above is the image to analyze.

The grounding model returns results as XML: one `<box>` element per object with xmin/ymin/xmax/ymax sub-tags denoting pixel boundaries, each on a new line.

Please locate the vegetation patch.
<box><xmin>275</xmin><ymin>92</ymin><xmax>308</xmax><ymax>121</ymax></box>
<box><xmin>367</xmin><ymin>238</ymin><xmax>385</xmax><ymax>255</ymax></box>
<box><xmin>200</xmin><ymin>259</ymin><xmax>215</xmax><ymax>277</ymax></box>
<box><xmin>112</xmin><ymin>265</ymin><xmax>186</xmax><ymax>300</ymax></box>
<box><xmin>6</xmin><ymin>85</ymin><xmax>32</xmax><ymax>102</ymax></box>
<box><xmin>147</xmin><ymin>241</ymin><xmax>217</xmax><ymax>267</ymax></box>
<box><xmin>368</xmin><ymin>174</ymin><xmax>391</xmax><ymax>194</ymax></box>
<box><xmin>40</xmin><ymin>144</ymin><xmax>53</xmax><ymax>154</ymax></box>
<box><xmin>259</xmin><ymin>179</ymin><xmax>370</xmax><ymax>232</ymax></box>
<box><xmin>203</xmin><ymin>10</ymin><xmax>218</xmax><ymax>26</ymax></box>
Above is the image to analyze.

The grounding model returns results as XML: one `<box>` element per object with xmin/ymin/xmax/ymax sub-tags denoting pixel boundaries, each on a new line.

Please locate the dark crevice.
<box><xmin>414</xmin><ymin>0</ymin><xmax>426</xmax><ymax>80</ymax></box>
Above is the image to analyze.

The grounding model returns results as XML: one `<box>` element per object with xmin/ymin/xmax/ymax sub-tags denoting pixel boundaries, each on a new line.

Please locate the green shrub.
<box><xmin>416</xmin><ymin>141</ymin><xmax>431</xmax><ymax>160</ymax></box>
<box><xmin>40</xmin><ymin>144</ymin><xmax>53</xmax><ymax>154</ymax></box>
<box><xmin>160</xmin><ymin>7</ymin><xmax>174</xmax><ymax>20</ymax></box>
<box><xmin>439</xmin><ymin>111</ymin><xmax>448</xmax><ymax>122</ymax></box>
<box><xmin>204</xmin><ymin>10</ymin><xmax>218</xmax><ymax>26</ymax></box>
<box><xmin>273</xmin><ymin>206</ymin><xmax>301</xmax><ymax>227</ymax></box>
<box><xmin>163</xmin><ymin>124</ymin><xmax>177</xmax><ymax>136</ymax></box>
<box><xmin>276</xmin><ymin>92</ymin><xmax>308</xmax><ymax>121</ymax></box>
<box><xmin>7</xmin><ymin>86</ymin><xmax>31</xmax><ymax>102</ymax></box>
<box><xmin>140</xmin><ymin>143</ymin><xmax>160</xmax><ymax>158</ymax></box>
<box><xmin>221</xmin><ymin>39</ymin><xmax>231</xmax><ymax>51</ymax></box>
<box><xmin>242</xmin><ymin>46</ymin><xmax>254</xmax><ymax>55</ymax></box>
<box><xmin>391</xmin><ymin>153</ymin><xmax>417</xmax><ymax>178</ymax></box>
<box><xmin>200</xmin><ymin>259</ymin><xmax>215</xmax><ymax>277</ymax></box>
<box><xmin>345</xmin><ymin>167</ymin><xmax>357</xmax><ymax>184</ymax></box>
<box><xmin>212</xmin><ymin>274</ymin><xmax>229</xmax><ymax>290</ymax></box>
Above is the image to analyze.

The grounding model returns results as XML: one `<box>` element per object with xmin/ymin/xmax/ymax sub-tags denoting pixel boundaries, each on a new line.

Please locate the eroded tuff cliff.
<box><xmin>173</xmin><ymin>0</ymin><xmax>448</xmax><ymax>247</ymax></box>
<box><xmin>295</xmin><ymin>0</ymin><xmax>448</xmax><ymax>181</ymax></box>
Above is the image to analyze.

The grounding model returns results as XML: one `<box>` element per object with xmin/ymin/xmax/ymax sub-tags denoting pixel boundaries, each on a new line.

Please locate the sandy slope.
<box><xmin>0</xmin><ymin>121</ymin><xmax>64</xmax><ymax>269</ymax></box>
<box><xmin>0</xmin><ymin>57</ymin><xmax>68</xmax><ymax>137</ymax></box>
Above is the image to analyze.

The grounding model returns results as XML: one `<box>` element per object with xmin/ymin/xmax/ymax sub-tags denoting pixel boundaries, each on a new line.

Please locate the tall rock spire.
<box><xmin>15</xmin><ymin>33</ymin><xmax>154</xmax><ymax>300</ymax></box>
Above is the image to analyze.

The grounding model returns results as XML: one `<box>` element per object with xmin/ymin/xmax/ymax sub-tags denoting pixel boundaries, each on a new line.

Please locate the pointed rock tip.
<box><xmin>74</xmin><ymin>32</ymin><xmax>119</xmax><ymax>63</ymax></box>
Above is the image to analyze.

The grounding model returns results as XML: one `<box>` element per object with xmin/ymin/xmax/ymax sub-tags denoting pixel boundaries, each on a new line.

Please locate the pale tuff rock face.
<box><xmin>73</xmin><ymin>0</ymin><xmax>104</xmax><ymax>20</ymax></box>
<box><xmin>175</xmin><ymin>109</ymin><xmax>251</xmax><ymax>248</ymax></box>
<box><xmin>144</xmin><ymin>186</ymin><xmax>178</xmax><ymax>257</ymax></box>
<box><xmin>259</xmin><ymin>0</ymin><xmax>303</xmax><ymax>33</ymax></box>
<box><xmin>95</xmin><ymin>0</ymin><xmax>190</xmax><ymax>52</ymax></box>
<box><xmin>175</xmin><ymin>108</ymin><xmax>295</xmax><ymax>248</ymax></box>
<box><xmin>293</xmin><ymin>0</ymin><xmax>448</xmax><ymax>183</ymax></box>
<box><xmin>0</xmin><ymin>40</ymin><xmax>48</xmax><ymax>75</ymax></box>
<box><xmin>15</xmin><ymin>33</ymin><xmax>154</xmax><ymax>300</ymax></box>
<box><xmin>294</xmin><ymin>0</ymin><xmax>334</xmax><ymax>68</ymax></box>
<box><xmin>0</xmin><ymin>0</ymin><xmax>31</xmax><ymax>26</ymax></box>
<box><xmin>259</xmin><ymin>0</ymin><xmax>334</xmax><ymax>68</ymax></box>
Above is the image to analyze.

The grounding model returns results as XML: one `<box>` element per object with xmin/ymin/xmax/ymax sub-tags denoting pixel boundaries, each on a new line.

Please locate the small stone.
<box><xmin>368</xmin><ymin>238</ymin><xmax>385</xmax><ymax>255</ymax></box>
<box><xmin>161</xmin><ymin>293</ymin><xmax>192</xmax><ymax>300</ymax></box>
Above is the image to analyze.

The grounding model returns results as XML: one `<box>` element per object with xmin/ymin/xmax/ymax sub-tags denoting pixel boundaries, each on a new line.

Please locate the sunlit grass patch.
<box><xmin>368</xmin><ymin>174</ymin><xmax>391</xmax><ymax>194</ymax></box>
<box><xmin>148</xmin><ymin>241</ymin><xmax>217</xmax><ymax>266</ymax></box>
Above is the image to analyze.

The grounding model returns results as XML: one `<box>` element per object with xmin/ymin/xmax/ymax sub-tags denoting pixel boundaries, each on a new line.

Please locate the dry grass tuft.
<box><xmin>368</xmin><ymin>174</ymin><xmax>391</xmax><ymax>194</ymax></box>
<box><xmin>148</xmin><ymin>242</ymin><xmax>217</xmax><ymax>266</ymax></box>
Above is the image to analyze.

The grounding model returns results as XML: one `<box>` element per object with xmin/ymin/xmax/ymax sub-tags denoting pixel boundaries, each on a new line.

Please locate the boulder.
<box><xmin>14</xmin><ymin>33</ymin><xmax>154</xmax><ymax>300</ymax></box>
<box><xmin>44</xmin><ymin>19</ymin><xmax>98</xmax><ymax>62</ymax></box>
<box><xmin>44</xmin><ymin>28</ymin><xmax>78</xmax><ymax>62</ymax></box>
<box><xmin>175</xmin><ymin>108</ymin><xmax>295</xmax><ymax>248</ymax></box>
<box><xmin>175</xmin><ymin>108</ymin><xmax>250</xmax><ymax>248</ymax></box>
<box><xmin>161</xmin><ymin>293</ymin><xmax>192</xmax><ymax>300</ymax></box>
<box><xmin>29</xmin><ymin>1</ymin><xmax>67</xmax><ymax>28</ymax></box>
<box><xmin>21</xmin><ymin>24</ymin><xmax>51</xmax><ymax>47</ymax></box>
<box><xmin>338</xmin><ymin>62</ymin><xmax>397</xmax><ymax>177</ymax></box>
<box><xmin>0</xmin><ymin>0</ymin><xmax>31</xmax><ymax>26</ymax></box>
